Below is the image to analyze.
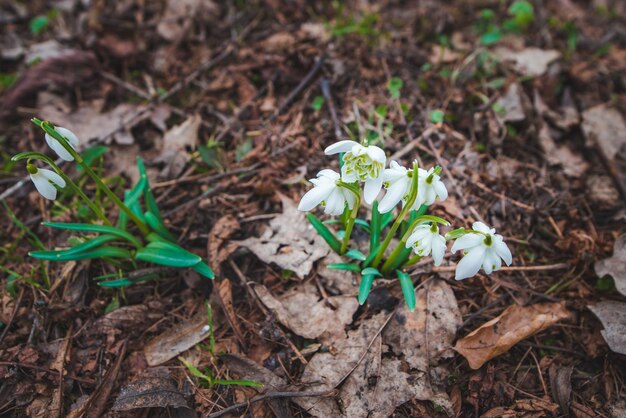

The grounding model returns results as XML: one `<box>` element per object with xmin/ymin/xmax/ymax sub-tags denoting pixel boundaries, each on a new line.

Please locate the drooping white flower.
<box><xmin>27</xmin><ymin>164</ymin><xmax>66</xmax><ymax>200</ymax></box>
<box><xmin>45</xmin><ymin>126</ymin><xmax>79</xmax><ymax>161</ymax></box>
<box><xmin>405</xmin><ymin>223</ymin><xmax>447</xmax><ymax>266</ymax></box>
<box><xmin>298</xmin><ymin>169</ymin><xmax>356</xmax><ymax>215</ymax></box>
<box><xmin>412</xmin><ymin>167</ymin><xmax>448</xmax><ymax>209</ymax></box>
<box><xmin>451</xmin><ymin>222</ymin><xmax>512</xmax><ymax>280</ymax></box>
<box><xmin>378</xmin><ymin>160</ymin><xmax>411</xmax><ymax>213</ymax></box>
<box><xmin>324</xmin><ymin>140</ymin><xmax>386</xmax><ymax>204</ymax></box>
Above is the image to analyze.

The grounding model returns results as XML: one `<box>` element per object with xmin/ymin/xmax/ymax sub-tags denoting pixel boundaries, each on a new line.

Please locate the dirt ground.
<box><xmin>1</xmin><ymin>0</ymin><xmax>625</xmax><ymax>417</ymax></box>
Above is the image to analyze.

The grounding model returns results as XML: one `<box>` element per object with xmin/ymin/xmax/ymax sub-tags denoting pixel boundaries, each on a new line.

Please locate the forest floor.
<box><xmin>1</xmin><ymin>0</ymin><xmax>625</xmax><ymax>417</ymax></box>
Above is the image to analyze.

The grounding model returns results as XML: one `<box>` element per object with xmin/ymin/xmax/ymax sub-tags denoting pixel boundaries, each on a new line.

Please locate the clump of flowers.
<box><xmin>12</xmin><ymin>118</ymin><xmax>213</xmax><ymax>287</ymax></box>
<box><xmin>298</xmin><ymin>139</ymin><xmax>512</xmax><ymax>310</ymax></box>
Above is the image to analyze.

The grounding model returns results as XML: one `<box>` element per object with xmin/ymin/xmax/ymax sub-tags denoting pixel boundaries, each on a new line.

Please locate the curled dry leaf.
<box><xmin>495</xmin><ymin>47</ymin><xmax>561</xmax><ymax>77</ymax></box>
<box><xmin>112</xmin><ymin>368</ymin><xmax>189</xmax><ymax>411</ymax></box>
<box><xmin>143</xmin><ymin>312</ymin><xmax>213</xmax><ymax>366</ymax></box>
<box><xmin>582</xmin><ymin>104</ymin><xmax>626</xmax><ymax>161</ymax></box>
<box><xmin>207</xmin><ymin>214</ymin><xmax>240</xmax><ymax>276</ymax></box>
<box><xmin>595</xmin><ymin>234</ymin><xmax>626</xmax><ymax>297</ymax></box>
<box><xmin>155</xmin><ymin>114</ymin><xmax>201</xmax><ymax>178</ymax></box>
<box><xmin>454</xmin><ymin>302</ymin><xmax>570</xmax><ymax>369</ymax></box>
<box><xmin>587</xmin><ymin>301</ymin><xmax>626</xmax><ymax>355</ymax></box>
<box><xmin>239</xmin><ymin>195</ymin><xmax>330</xmax><ymax>278</ymax></box>
<box><xmin>254</xmin><ymin>282</ymin><xmax>358</xmax><ymax>343</ymax></box>
<box><xmin>549</xmin><ymin>363</ymin><xmax>573</xmax><ymax>415</ymax></box>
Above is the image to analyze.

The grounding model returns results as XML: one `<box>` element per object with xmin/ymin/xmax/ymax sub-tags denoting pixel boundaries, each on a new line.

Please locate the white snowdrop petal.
<box><xmin>472</xmin><ymin>222</ymin><xmax>490</xmax><ymax>234</ymax></box>
<box><xmin>39</xmin><ymin>168</ymin><xmax>66</xmax><ymax>188</ymax></box>
<box><xmin>455</xmin><ymin>245</ymin><xmax>486</xmax><ymax>280</ymax></box>
<box><xmin>431</xmin><ymin>235</ymin><xmax>446</xmax><ymax>266</ymax></box>
<box><xmin>298</xmin><ymin>184</ymin><xmax>332</xmax><ymax>211</ymax></box>
<box><xmin>378</xmin><ymin>180</ymin><xmax>409</xmax><ymax>213</ymax></box>
<box><xmin>363</xmin><ymin>175</ymin><xmax>384</xmax><ymax>204</ymax></box>
<box><xmin>317</xmin><ymin>169</ymin><xmax>340</xmax><ymax>180</ymax></box>
<box><xmin>324</xmin><ymin>140</ymin><xmax>359</xmax><ymax>155</ymax></box>
<box><xmin>55</xmin><ymin>127</ymin><xmax>80</xmax><ymax>148</ymax></box>
<box><xmin>30</xmin><ymin>173</ymin><xmax>58</xmax><ymax>200</ymax></box>
<box><xmin>45</xmin><ymin>134</ymin><xmax>75</xmax><ymax>161</ymax></box>
<box><xmin>367</xmin><ymin>145</ymin><xmax>386</xmax><ymax>163</ymax></box>
<box><xmin>451</xmin><ymin>233</ymin><xmax>483</xmax><ymax>253</ymax></box>
<box><xmin>494</xmin><ymin>237</ymin><xmax>513</xmax><ymax>265</ymax></box>
<box><xmin>434</xmin><ymin>180</ymin><xmax>448</xmax><ymax>201</ymax></box>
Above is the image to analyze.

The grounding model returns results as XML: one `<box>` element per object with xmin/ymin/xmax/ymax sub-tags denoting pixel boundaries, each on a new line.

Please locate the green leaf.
<box><xmin>79</xmin><ymin>145</ymin><xmax>108</xmax><ymax>170</ymax></box>
<box><xmin>327</xmin><ymin>263</ymin><xmax>361</xmax><ymax>272</ymax></box>
<box><xmin>354</xmin><ymin>219</ymin><xmax>371</xmax><ymax>233</ymax></box>
<box><xmin>370</xmin><ymin>200</ymin><xmax>381</xmax><ymax>251</ymax></box>
<box><xmin>358</xmin><ymin>274</ymin><xmax>375</xmax><ymax>305</ymax></box>
<box><xmin>213</xmin><ymin>379</ymin><xmax>264</xmax><ymax>388</ymax></box>
<box><xmin>59</xmin><ymin>234</ymin><xmax>119</xmax><ymax>255</ymax></box>
<box><xmin>136</xmin><ymin>241</ymin><xmax>201</xmax><ymax>267</ymax></box>
<box><xmin>30</xmin><ymin>15</ymin><xmax>49</xmax><ymax>35</ymax></box>
<box><xmin>311</xmin><ymin>95</ymin><xmax>325</xmax><ymax>111</ymax></box>
<box><xmin>361</xmin><ymin>267</ymin><xmax>382</xmax><ymax>277</ymax></box>
<box><xmin>346</xmin><ymin>249</ymin><xmax>367</xmax><ymax>261</ymax></box>
<box><xmin>99</xmin><ymin>278</ymin><xmax>133</xmax><ymax>287</ymax></box>
<box><xmin>42</xmin><ymin>222</ymin><xmax>142</xmax><ymax>248</ymax></box>
<box><xmin>429</xmin><ymin>109</ymin><xmax>445</xmax><ymax>124</ymax></box>
<box><xmin>386</xmin><ymin>246</ymin><xmax>413</xmax><ymax>272</ymax></box>
<box><xmin>387</xmin><ymin>77</ymin><xmax>403</xmax><ymax>99</ymax></box>
<box><xmin>235</xmin><ymin>138</ymin><xmax>253</xmax><ymax>162</ymax></box>
<box><xmin>179</xmin><ymin>357</ymin><xmax>213</xmax><ymax>385</ymax></box>
<box><xmin>480</xmin><ymin>29</ymin><xmax>501</xmax><ymax>45</ymax></box>
<box><xmin>30</xmin><ymin>246</ymin><xmax>132</xmax><ymax>261</ymax></box>
<box><xmin>396</xmin><ymin>270</ymin><xmax>416</xmax><ymax>312</ymax></box>
<box><xmin>137</xmin><ymin>157</ymin><xmax>164</xmax><ymax>222</ymax></box>
<box><xmin>381</xmin><ymin>211</ymin><xmax>394</xmax><ymax>230</ymax></box>
<box><xmin>413</xmin><ymin>215</ymin><xmax>451</xmax><ymax>227</ymax></box>
<box><xmin>145</xmin><ymin>211</ymin><xmax>177</xmax><ymax>242</ymax></box>
<box><xmin>192</xmin><ymin>261</ymin><xmax>215</xmax><ymax>279</ymax></box>
<box><xmin>306</xmin><ymin>213</ymin><xmax>341</xmax><ymax>254</ymax></box>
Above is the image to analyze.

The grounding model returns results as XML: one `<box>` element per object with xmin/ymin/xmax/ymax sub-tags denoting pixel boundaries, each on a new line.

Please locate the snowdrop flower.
<box><xmin>324</xmin><ymin>140</ymin><xmax>386</xmax><ymax>204</ymax></box>
<box><xmin>45</xmin><ymin>126</ymin><xmax>79</xmax><ymax>161</ymax></box>
<box><xmin>413</xmin><ymin>167</ymin><xmax>448</xmax><ymax>209</ymax></box>
<box><xmin>377</xmin><ymin>161</ymin><xmax>425</xmax><ymax>213</ymax></box>
<box><xmin>451</xmin><ymin>222</ymin><xmax>512</xmax><ymax>280</ymax></box>
<box><xmin>405</xmin><ymin>223</ymin><xmax>447</xmax><ymax>266</ymax></box>
<box><xmin>27</xmin><ymin>164</ymin><xmax>66</xmax><ymax>200</ymax></box>
<box><xmin>298</xmin><ymin>169</ymin><xmax>356</xmax><ymax>215</ymax></box>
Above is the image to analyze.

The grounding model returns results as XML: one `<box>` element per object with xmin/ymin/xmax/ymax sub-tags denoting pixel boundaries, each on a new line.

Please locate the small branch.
<box><xmin>320</xmin><ymin>78</ymin><xmax>342</xmax><ymax>141</ymax></box>
<box><xmin>206</xmin><ymin>390</ymin><xmax>334</xmax><ymax>418</ymax></box>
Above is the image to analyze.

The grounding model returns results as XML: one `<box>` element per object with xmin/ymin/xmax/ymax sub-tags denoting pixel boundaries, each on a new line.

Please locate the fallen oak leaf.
<box><xmin>454</xmin><ymin>302</ymin><xmax>570</xmax><ymax>369</ymax></box>
<box><xmin>112</xmin><ymin>368</ymin><xmax>190</xmax><ymax>411</ymax></box>
<box><xmin>595</xmin><ymin>234</ymin><xmax>626</xmax><ymax>297</ymax></box>
<box><xmin>587</xmin><ymin>301</ymin><xmax>626</xmax><ymax>355</ymax></box>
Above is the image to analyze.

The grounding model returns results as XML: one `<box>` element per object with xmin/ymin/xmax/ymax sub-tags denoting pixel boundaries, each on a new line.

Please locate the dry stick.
<box><xmin>269</xmin><ymin>54</ymin><xmax>327</xmax><ymax>122</ymax></box>
<box><xmin>431</xmin><ymin>263</ymin><xmax>569</xmax><ymax>273</ymax></box>
<box><xmin>0</xmin><ymin>361</ymin><xmax>95</xmax><ymax>385</ymax></box>
<box><xmin>83</xmin><ymin>339</ymin><xmax>128</xmax><ymax>418</ymax></box>
<box><xmin>320</xmin><ymin>78</ymin><xmax>343</xmax><ymax>141</ymax></box>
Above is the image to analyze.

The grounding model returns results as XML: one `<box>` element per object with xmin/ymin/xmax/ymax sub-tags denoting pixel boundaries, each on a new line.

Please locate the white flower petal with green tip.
<box><xmin>298</xmin><ymin>169</ymin><xmax>354</xmax><ymax>215</ymax></box>
<box><xmin>455</xmin><ymin>245</ymin><xmax>486</xmax><ymax>280</ymax></box>
<box><xmin>451</xmin><ymin>233</ymin><xmax>483</xmax><ymax>252</ymax></box>
<box><xmin>45</xmin><ymin>126</ymin><xmax>79</xmax><ymax>162</ymax></box>
<box><xmin>324</xmin><ymin>140</ymin><xmax>359</xmax><ymax>155</ymax></box>
<box><xmin>363</xmin><ymin>175</ymin><xmax>383</xmax><ymax>204</ymax></box>
<box><xmin>30</xmin><ymin>168</ymin><xmax>66</xmax><ymax>200</ymax></box>
<box><xmin>452</xmin><ymin>223</ymin><xmax>513</xmax><ymax>280</ymax></box>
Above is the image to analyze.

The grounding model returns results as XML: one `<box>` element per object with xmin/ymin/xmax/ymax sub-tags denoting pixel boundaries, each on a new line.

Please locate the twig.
<box><xmin>0</xmin><ymin>361</ymin><xmax>94</xmax><ymax>384</ymax></box>
<box><xmin>269</xmin><ymin>54</ymin><xmax>327</xmax><ymax>121</ymax></box>
<box><xmin>206</xmin><ymin>390</ymin><xmax>334</xmax><ymax>418</ymax></box>
<box><xmin>320</xmin><ymin>78</ymin><xmax>343</xmax><ymax>141</ymax></box>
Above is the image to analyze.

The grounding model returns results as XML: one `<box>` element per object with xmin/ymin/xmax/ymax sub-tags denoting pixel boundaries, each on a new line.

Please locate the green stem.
<box><xmin>14</xmin><ymin>152</ymin><xmax>112</xmax><ymax>226</ymax></box>
<box><xmin>38</xmin><ymin>121</ymin><xmax>150</xmax><ymax>236</ymax></box>
<box><xmin>403</xmin><ymin>253</ymin><xmax>422</xmax><ymax>267</ymax></box>
<box><xmin>340</xmin><ymin>192</ymin><xmax>360</xmax><ymax>255</ymax></box>
<box><xmin>372</xmin><ymin>161</ymin><xmax>420</xmax><ymax>268</ymax></box>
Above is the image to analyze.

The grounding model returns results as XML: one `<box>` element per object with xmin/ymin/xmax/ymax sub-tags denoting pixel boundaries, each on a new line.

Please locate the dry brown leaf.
<box><xmin>595</xmin><ymin>234</ymin><xmax>626</xmax><ymax>297</ymax></box>
<box><xmin>317</xmin><ymin>252</ymin><xmax>358</xmax><ymax>295</ymax></box>
<box><xmin>549</xmin><ymin>364</ymin><xmax>573</xmax><ymax>415</ymax></box>
<box><xmin>481</xmin><ymin>398</ymin><xmax>559</xmax><ymax>418</ymax></box>
<box><xmin>587</xmin><ymin>301</ymin><xmax>626</xmax><ymax>355</ymax></box>
<box><xmin>582</xmin><ymin>104</ymin><xmax>626</xmax><ymax>161</ymax></box>
<box><xmin>538</xmin><ymin>123</ymin><xmax>588</xmax><ymax>177</ymax></box>
<box><xmin>155</xmin><ymin>114</ymin><xmax>201</xmax><ymax>178</ymax></box>
<box><xmin>260</xmin><ymin>32</ymin><xmax>297</xmax><ymax>52</ymax></box>
<box><xmin>494</xmin><ymin>83</ymin><xmax>526</xmax><ymax>123</ymax></box>
<box><xmin>495</xmin><ymin>47</ymin><xmax>561</xmax><ymax>76</ymax></box>
<box><xmin>238</xmin><ymin>195</ymin><xmax>330</xmax><ymax>278</ymax></box>
<box><xmin>112</xmin><ymin>368</ymin><xmax>189</xmax><ymax>411</ymax></box>
<box><xmin>207</xmin><ymin>215</ymin><xmax>240</xmax><ymax>275</ymax></box>
<box><xmin>384</xmin><ymin>279</ymin><xmax>462</xmax><ymax>371</ymax></box>
<box><xmin>254</xmin><ymin>282</ymin><xmax>358</xmax><ymax>343</ymax></box>
<box><xmin>157</xmin><ymin>0</ymin><xmax>219</xmax><ymax>41</ymax></box>
<box><xmin>454</xmin><ymin>302</ymin><xmax>570</xmax><ymax>369</ymax></box>
<box><xmin>144</xmin><ymin>313</ymin><xmax>212</xmax><ymax>366</ymax></box>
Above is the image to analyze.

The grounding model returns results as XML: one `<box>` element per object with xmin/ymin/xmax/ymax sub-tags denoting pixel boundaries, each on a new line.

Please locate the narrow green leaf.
<box><xmin>327</xmin><ymin>263</ymin><xmax>361</xmax><ymax>272</ymax></box>
<box><xmin>42</xmin><ymin>222</ymin><xmax>142</xmax><ymax>248</ymax></box>
<box><xmin>213</xmin><ymin>379</ymin><xmax>264</xmax><ymax>388</ymax></box>
<box><xmin>345</xmin><ymin>249</ymin><xmax>367</xmax><ymax>261</ymax></box>
<box><xmin>192</xmin><ymin>261</ymin><xmax>215</xmax><ymax>279</ymax></box>
<box><xmin>61</xmin><ymin>234</ymin><xmax>119</xmax><ymax>255</ymax></box>
<box><xmin>445</xmin><ymin>227</ymin><xmax>468</xmax><ymax>240</ymax></box>
<box><xmin>370</xmin><ymin>200</ymin><xmax>381</xmax><ymax>250</ymax></box>
<box><xmin>361</xmin><ymin>267</ymin><xmax>382</xmax><ymax>277</ymax></box>
<box><xmin>358</xmin><ymin>274</ymin><xmax>375</xmax><ymax>305</ymax></box>
<box><xmin>137</xmin><ymin>157</ymin><xmax>164</xmax><ymax>222</ymax></box>
<box><xmin>98</xmin><ymin>278</ymin><xmax>133</xmax><ymax>287</ymax></box>
<box><xmin>362</xmin><ymin>243</ymin><xmax>381</xmax><ymax>267</ymax></box>
<box><xmin>354</xmin><ymin>218</ymin><xmax>371</xmax><ymax>233</ymax></box>
<box><xmin>381</xmin><ymin>211</ymin><xmax>394</xmax><ymax>230</ymax></box>
<box><xmin>135</xmin><ymin>242</ymin><xmax>201</xmax><ymax>267</ymax></box>
<box><xmin>396</xmin><ymin>270</ymin><xmax>416</xmax><ymax>312</ymax></box>
<box><xmin>30</xmin><ymin>246</ymin><xmax>131</xmax><ymax>261</ymax></box>
<box><xmin>179</xmin><ymin>357</ymin><xmax>212</xmax><ymax>384</ymax></box>
<box><xmin>145</xmin><ymin>211</ymin><xmax>177</xmax><ymax>242</ymax></box>
<box><xmin>306</xmin><ymin>213</ymin><xmax>341</xmax><ymax>253</ymax></box>
<box><xmin>124</xmin><ymin>175</ymin><xmax>147</xmax><ymax>207</ymax></box>
<box><xmin>413</xmin><ymin>214</ymin><xmax>450</xmax><ymax>226</ymax></box>
<box><xmin>387</xmin><ymin>246</ymin><xmax>414</xmax><ymax>272</ymax></box>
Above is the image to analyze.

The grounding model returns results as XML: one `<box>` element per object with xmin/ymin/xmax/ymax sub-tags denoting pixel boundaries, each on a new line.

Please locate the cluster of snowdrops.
<box><xmin>15</xmin><ymin>120</ymin><xmax>511</xmax><ymax>308</ymax></box>
<box><xmin>297</xmin><ymin>139</ymin><xmax>512</xmax><ymax>309</ymax></box>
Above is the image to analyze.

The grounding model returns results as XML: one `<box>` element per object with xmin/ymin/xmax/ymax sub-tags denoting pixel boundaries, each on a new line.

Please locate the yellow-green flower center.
<box><xmin>342</xmin><ymin>152</ymin><xmax>383</xmax><ymax>181</ymax></box>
